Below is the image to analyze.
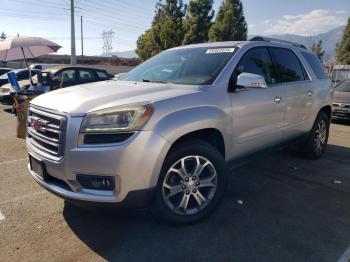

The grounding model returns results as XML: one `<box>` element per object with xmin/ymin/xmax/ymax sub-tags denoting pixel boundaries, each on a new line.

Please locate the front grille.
<box><xmin>27</xmin><ymin>106</ymin><xmax>67</xmax><ymax>158</ymax></box>
<box><xmin>333</xmin><ymin>103</ymin><xmax>350</xmax><ymax>108</ymax></box>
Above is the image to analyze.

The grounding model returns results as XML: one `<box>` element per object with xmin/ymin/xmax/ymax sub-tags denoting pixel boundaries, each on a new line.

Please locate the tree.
<box><xmin>160</xmin><ymin>0</ymin><xmax>186</xmax><ymax>49</ymax></box>
<box><xmin>135</xmin><ymin>30</ymin><xmax>155</xmax><ymax>61</ymax></box>
<box><xmin>311</xmin><ymin>40</ymin><xmax>325</xmax><ymax>62</ymax></box>
<box><xmin>0</xmin><ymin>31</ymin><xmax>6</xmax><ymax>41</ymax></box>
<box><xmin>135</xmin><ymin>0</ymin><xmax>186</xmax><ymax>61</ymax></box>
<box><xmin>336</xmin><ymin>17</ymin><xmax>350</xmax><ymax>64</ymax></box>
<box><xmin>182</xmin><ymin>0</ymin><xmax>214</xmax><ymax>45</ymax></box>
<box><xmin>209</xmin><ymin>0</ymin><xmax>247</xmax><ymax>42</ymax></box>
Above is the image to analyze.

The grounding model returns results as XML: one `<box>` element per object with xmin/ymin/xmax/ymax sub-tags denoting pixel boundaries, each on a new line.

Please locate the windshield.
<box><xmin>336</xmin><ymin>80</ymin><xmax>350</xmax><ymax>92</ymax></box>
<box><xmin>121</xmin><ymin>47</ymin><xmax>236</xmax><ymax>85</ymax></box>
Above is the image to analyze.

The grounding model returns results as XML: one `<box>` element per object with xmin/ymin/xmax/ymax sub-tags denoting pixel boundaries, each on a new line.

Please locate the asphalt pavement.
<box><xmin>0</xmin><ymin>104</ymin><xmax>350</xmax><ymax>262</ymax></box>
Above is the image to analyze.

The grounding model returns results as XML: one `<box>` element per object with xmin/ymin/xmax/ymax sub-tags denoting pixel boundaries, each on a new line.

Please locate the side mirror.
<box><xmin>236</xmin><ymin>72</ymin><xmax>267</xmax><ymax>89</ymax></box>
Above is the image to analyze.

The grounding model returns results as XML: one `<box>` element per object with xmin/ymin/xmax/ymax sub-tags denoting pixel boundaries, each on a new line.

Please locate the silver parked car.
<box><xmin>332</xmin><ymin>79</ymin><xmax>350</xmax><ymax>120</ymax></box>
<box><xmin>27</xmin><ymin>38</ymin><xmax>332</xmax><ymax>224</ymax></box>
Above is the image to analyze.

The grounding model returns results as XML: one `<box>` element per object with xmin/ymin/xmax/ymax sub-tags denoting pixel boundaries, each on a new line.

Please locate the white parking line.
<box><xmin>0</xmin><ymin>158</ymin><xmax>28</xmax><ymax>166</ymax></box>
<box><xmin>338</xmin><ymin>245</ymin><xmax>350</xmax><ymax>262</ymax></box>
<box><xmin>0</xmin><ymin>210</ymin><xmax>5</xmax><ymax>221</ymax></box>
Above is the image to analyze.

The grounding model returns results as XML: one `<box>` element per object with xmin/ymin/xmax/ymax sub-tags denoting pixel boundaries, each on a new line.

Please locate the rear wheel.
<box><xmin>151</xmin><ymin>140</ymin><xmax>227</xmax><ymax>225</ymax></box>
<box><xmin>299</xmin><ymin>111</ymin><xmax>330</xmax><ymax>159</ymax></box>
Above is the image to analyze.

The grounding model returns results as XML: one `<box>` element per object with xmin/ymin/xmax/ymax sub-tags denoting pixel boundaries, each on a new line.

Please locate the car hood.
<box><xmin>334</xmin><ymin>90</ymin><xmax>350</xmax><ymax>103</ymax></box>
<box><xmin>31</xmin><ymin>80</ymin><xmax>201</xmax><ymax>116</ymax></box>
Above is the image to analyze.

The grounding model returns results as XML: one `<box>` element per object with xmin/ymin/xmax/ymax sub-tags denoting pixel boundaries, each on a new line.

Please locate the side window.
<box><xmin>96</xmin><ymin>70</ymin><xmax>109</xmax><ymax>80</ymax></box>
<box><xmin>31</xmin><ymin>70</ymin><xmax>39</xmax><ymax>77</ymax></box>
<box><xmin>233</xmin><ymin>47</ymin><xmax>277</xmax><ymax>86</ymax></box>
<box><xmin>301</xmin><ymin>52</ymin><xmax>328</xmax><ymax>79</ymax></box>
<box><xmin>79</xmin><ymin>69</ymin><xmax>95</xmax><ymax>81</ymax></box>
<box><xmin>56</xmin><ymin>69</ymin><xmax>77</xmax><ymax>83</ymax></box>
<box><xmin>270</xmin><ymin>48</ymin><xmax>305</xmax><ymax>83</ymax></box>
<box><xmin>18</xmin><ymin>71</ymin><xmax>29</xmax><ymax>80</ymax></box>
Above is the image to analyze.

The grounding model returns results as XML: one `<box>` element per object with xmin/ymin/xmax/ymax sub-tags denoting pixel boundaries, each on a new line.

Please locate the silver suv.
<box><xmin>27</xmin><ymin>38</ymin><xmax>332</xmax><ymax>224</ymax></box>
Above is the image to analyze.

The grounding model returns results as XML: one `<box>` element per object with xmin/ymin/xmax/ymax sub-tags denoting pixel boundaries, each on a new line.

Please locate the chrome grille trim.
<box><xmin>333</xmin><ymin>103</ymin><xmax>350</xmax><ymax>108</ymax></box>
<box><xmin>27</xmin><ymin>106</ymin><xmax>67</xmax><ymax>159</ymax></box>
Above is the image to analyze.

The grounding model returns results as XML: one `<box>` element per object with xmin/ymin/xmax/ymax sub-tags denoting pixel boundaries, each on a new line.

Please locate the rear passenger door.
<box><xmin>78</xmin><ymin>69</ymin><xmax>96</xmax><ymax>84</ymax></box>
<box><xmin>270</xmin><ymin>47</ymin><xmax>313</xmax><ymax>140</ymax></box>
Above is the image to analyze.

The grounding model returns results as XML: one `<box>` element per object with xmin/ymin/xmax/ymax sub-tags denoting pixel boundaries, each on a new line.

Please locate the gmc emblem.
<box><xmin>31</xmin><ymin>119</ymin><xmax>46</xmax><ymax>132</ymax></box>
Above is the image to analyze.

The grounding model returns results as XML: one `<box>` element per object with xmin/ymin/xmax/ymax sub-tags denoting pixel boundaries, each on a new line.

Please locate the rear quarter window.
<box><xmin>301</xmin><ymin>52</ymin><xmax>328</xmax><ymax>79</ymax></box>
<box><xmin>96</xmin><ymin>70</ymin><xmax>109</xmax><ymax>80</ymax></box>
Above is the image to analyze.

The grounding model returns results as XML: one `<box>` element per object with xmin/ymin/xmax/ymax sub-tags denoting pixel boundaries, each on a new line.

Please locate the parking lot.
<box><xmin>0</xmin><ymin>104</ymin><xmax>349</xmax><ymax>262</ymax></box>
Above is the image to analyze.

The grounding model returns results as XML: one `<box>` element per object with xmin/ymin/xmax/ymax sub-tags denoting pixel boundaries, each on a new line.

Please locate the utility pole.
<box><xmin>70</xmin><ymin>0</ymin><xmax>76</xmax><ymax>65</ymax></box>
<box><xmin>81</xmin><ymin>16</ymin><xmax>84</xmax><ymax>56</ymax></box>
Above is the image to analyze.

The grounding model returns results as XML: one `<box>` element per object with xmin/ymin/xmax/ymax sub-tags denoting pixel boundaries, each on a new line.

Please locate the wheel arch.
<box><xmin>169</xmin><ymin>128</ymin><xmax>226</xmax><ymax>158</ymax></box>
<box><xmin>319</xmin><ymin>105</ymin><xmax>332</xmax><ymax>120</ymax></box>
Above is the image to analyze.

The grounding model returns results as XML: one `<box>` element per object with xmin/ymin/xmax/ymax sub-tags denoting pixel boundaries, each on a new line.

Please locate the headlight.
<box><xmin>80</xmin><ymin>104</ymin><xmax>154</xmax><ymax>133</ymax></box>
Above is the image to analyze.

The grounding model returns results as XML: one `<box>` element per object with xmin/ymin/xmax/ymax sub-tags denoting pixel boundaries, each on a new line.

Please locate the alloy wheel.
<box><xmin>162</xmin><ymin>155</ymin><xmax>218</xmax><ymax>215</ymax></box>
<box><xmin>314</xmin><ymin>119</ymin><xmax>327</xmax><ymax>152</ymax></box>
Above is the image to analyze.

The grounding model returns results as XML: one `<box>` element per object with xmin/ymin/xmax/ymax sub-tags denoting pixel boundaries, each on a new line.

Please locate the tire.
<box><xmin>298</xmin><ymin>111</ymin><xmax>330</xmax><ymax>159</ymax></box>
<box><xmin>151</xmin><ymin>139</ymin><xmax>227</xmax><ymax>225</ymax></box>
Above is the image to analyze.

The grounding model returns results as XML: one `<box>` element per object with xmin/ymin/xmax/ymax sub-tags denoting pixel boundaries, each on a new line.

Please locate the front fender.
<box><xmin>153</xmin><ymin>106</ymin><xmax>232</xmax><ymax>158</ymax></box>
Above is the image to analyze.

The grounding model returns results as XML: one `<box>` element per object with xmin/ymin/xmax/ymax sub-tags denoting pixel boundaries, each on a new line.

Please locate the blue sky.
<box><xmin>0</xmin><ymin>0</ymin><xmax>349</xmax><ymax>55</ymax></box>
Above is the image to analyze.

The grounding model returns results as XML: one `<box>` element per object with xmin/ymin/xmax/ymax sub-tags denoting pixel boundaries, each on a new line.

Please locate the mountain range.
<box><xmin>105</xmin><ymin>26</ymin><xmax>345</xmax><ymax>63</ymax></box>
<box><xmin>266</xmin><ymin>26</ymin><xmax>345</xmax><ymax>63</ymax></box>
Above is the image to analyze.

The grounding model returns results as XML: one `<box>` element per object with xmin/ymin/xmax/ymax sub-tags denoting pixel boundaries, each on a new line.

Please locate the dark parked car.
<box><xmin>0</xmin><ymin>67</ymin><xmax>13</xmax><ymax>77</ymax></box>
<box><xmin>44</xmin><ymin>66</ymin><xmax>113</xmax><ymax>89</ymax></box>
<box><xmin>0</xmin><ymin>67</ymin><xmax>112</xmax><ymax>105</ymax></box>
<box><xmin>332</xmin><ymin>79</ymin><xmax>350</xmax><ymax>120</ymax></box>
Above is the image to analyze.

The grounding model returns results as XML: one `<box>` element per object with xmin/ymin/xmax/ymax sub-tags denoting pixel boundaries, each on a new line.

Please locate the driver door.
<box><xmin>229</xmin><ymin>47</ymin><xmax>285</xmax><ymax>158</ymax></box>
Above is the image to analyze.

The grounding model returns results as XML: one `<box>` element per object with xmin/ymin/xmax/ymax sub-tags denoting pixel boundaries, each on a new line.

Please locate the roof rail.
<box><xmin>249</xmin><ymin>36</ymin><xmax>307</xmax><ymax>49</ymax></box>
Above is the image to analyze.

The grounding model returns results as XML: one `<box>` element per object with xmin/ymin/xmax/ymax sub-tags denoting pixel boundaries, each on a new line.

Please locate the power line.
<box><xmin>0</xmin><ymin>12</ymin><xmax>67</xmax><ymax>22</ymax></box>
<box><xmin>79</xmin><ymin>3</ymin><xmax>149</xmax><ymax>29</ymax></box>
<box><xmin>90</xmin><ymin>0</ymin><xmax>152</xmax><ymax>22</ymax></box>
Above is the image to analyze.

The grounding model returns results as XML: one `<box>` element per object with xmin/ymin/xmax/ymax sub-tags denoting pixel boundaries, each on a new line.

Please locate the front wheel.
<box><xmin>151</xmin><ymin>140</ymin><xmax>227</xmax><ymax>225</ymax></box>
<box><xmin>299</xmin><ymin>111</ymin><xmax>330</xmax><ymax>159</ymax></box>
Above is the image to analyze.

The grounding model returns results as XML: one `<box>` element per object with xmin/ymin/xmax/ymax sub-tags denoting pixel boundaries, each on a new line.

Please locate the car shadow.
<box><xmin>2</xmin><ymin>107</ymin><xmax>13</xmax><ymax>114</ymax></box>
<box><xmin>63</xmin><ymin>145</ymin><xmax>350</xmax><ymax>261</ymax></box>
<box><xmin>332</xmin><ymin>118</ymin><xmax>350</xmax><ymax>126</ymax></box>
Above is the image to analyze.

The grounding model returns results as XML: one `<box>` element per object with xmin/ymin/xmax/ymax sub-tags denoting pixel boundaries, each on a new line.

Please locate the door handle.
<box><xmin>307</xmin><ymin>91</ymin><xmax>313</xmax><ymax>96</ymax></box>
<box><xmin>274</xmin><ymin>96</ymin><xmax>282</xmax><ymax>103</ymax></box>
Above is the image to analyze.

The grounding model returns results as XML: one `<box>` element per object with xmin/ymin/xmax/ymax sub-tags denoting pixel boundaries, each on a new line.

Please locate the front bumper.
<box><xmin>27</xmin><ymin>114</ymin><xmax>170</xmax><ymax>205</ymax></box>
<box><xmin>332</xmin><ymin>108</ymin><xmax>350</xmax><ymax>119</ymax></box>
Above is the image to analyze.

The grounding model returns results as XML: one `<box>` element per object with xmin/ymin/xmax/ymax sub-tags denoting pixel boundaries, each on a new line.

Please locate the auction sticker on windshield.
<box><xmin>206</xmin><ymin>48</ymin><xmax>235</xmax><ymax>54</ymax></box>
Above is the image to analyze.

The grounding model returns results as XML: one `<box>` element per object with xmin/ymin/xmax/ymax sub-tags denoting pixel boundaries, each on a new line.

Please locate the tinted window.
<box><xmin>96</xmin><ymin>70</ymin><xmax>109</xmax><ymax>80</ymax></box>
<box><xmin>122</xmin><ymin>47</ymin><xmax>236</xmax><ymax>85</ymax></box>
<box><xmin>79</xmin><ymin>69</ymin><xmax>95</xmax><ymax>81</ymax></box>
<box><xmin>56</xmin><ymin>69</ymin><xmax>76</xmax><ymax>83</ymax></box>
<box><xmin>0</xmin><ymin>69</ymin><xmax>11</xmax><ymax>76</ymax></box>
<box><xmin>233</xmin><ymin>47</ymin><xmax>277</xmax><ymax>85</ymax></box>
<box><xmin>302</xmin><ymin>52</ymin><xmax>328</xmax><ymax>79</ymax></box>
<box><xmin>271</xmin><ymin>48</ymin><xmax>305</xmax><ymax>83</ymax></box>
<box><xmin>17</xmin><ymin>71</ymin><xmax>29</xmax><ymax>80</ymax></box>
<box><xmin>336</xmin><ymin>80</ymin><xmax>350</xmax><ymax>92</ymax></box>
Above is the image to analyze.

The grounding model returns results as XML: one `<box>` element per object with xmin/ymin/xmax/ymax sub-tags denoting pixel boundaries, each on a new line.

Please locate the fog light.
<box><xmin>76</xmin><ymin>174</ymin><xmax>115</xmax><ymax>191</ymax></box>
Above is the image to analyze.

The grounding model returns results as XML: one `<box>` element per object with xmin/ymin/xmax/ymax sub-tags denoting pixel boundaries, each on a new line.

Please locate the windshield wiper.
<box><xmin>142</xmin><ymin>79</ymin><xmax>170</xmax><ymax>84</ymax></box>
